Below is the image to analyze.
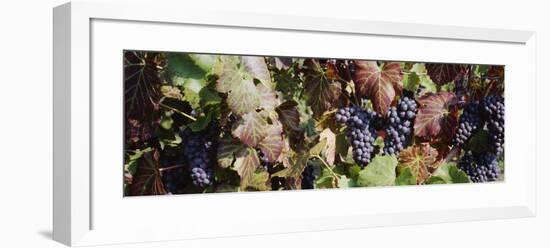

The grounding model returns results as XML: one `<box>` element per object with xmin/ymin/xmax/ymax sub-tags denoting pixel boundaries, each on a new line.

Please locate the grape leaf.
<box><xmin>315</xmin><ymin>167</ymin><xmax>338</xmax><ymax>189</ymax></box>
<box><xmin>232</xmin><ymin>111</ymin><xmax>268</xmax><ymax>147</ymax></box>
<box><xmin>274</xmin><ymin>57</ymin><xmax>292</xmax><ymax>70</ymax></box>
<box><xmin>276</xmin><ymin>100</ymin><xmax>300</xmax><ymax>131</ymax></box>
<box><xmin>257</xmin><ymin>121</ymin><xmax>284</xmax><ymax>162</ymax></box>
<box><xmin>303</xmin><ymin>59</ymin><xmax>342</xmax><ymax>117</ymax></box>
<box><xmin>245</xmin><ymin>171</ymin><xmax>271</xmax><ymax>191</ymax></box>
<box><xmin>425</xmin><ymin>63</ymin><xmax>463</xmax><ymax>85</ymax></box>
<box><xmin>414</xmin><ymin>92</ymin><xmax>458</xmax><ymax>138</ymax></box>
<box><xmin>217</xmin><ymin>136</ymin><xmax>244</xmax><ymax>168</ymax></box>
<box><xmin>124</xmin><ymin>51</ymin><xmax>165</xmax><ymax>146</ymax></box>
<box><xmin>428</xmin><ymin>162</ymin><xmax>470</xmax><ymax>184</ymax></box>
<box><xmin>166</xmin><ymin>53</ymin><xmax>205</xmax><ymax>80</ymax></box>
<box><xmin>353</xmin><ymin>61</ymin><xmax>403</xmax><ymax>115</ymax></box>
<box><xmin>226</xmin><ymin>79</ymin><xmax>260</xmax><ymax>115</ymax></box>
<box><xmin>257</xmin><ymin>83</ymin><xmax>280</xmax><ymax>111</ymax></box>
<box><xmin>126</xmin><ymin>149</ymin><xmax>166</xmax><ymax>196</ymax></box>
<box><xmin>402</xmin><ymin>71</ymin><xmax>420</xmax><ymax>93</ymax></box>
<box><xmin>188</xmin><ymin>54</ymin><xmax>217</xmax><ymax>72</ymax></box>
<box><xmin>242</xmin><ymin>56</ymin><xmax>272</xmax><ymax>89</ymax></box>
<box><xmin>395</xmin><ymin>167</ymin><xmax>417</xmax><ymax>185</ymax></box>
<box><xmin>199</xmin><ymin>87</ymin><xmax>222</xmax><ymax>108</ymax></box>
<box><xmin>215</xmin><ymin>57</ymin><xmax>261</xmax><ymax>115</ymax></box>
<box><xmin>233</xmin><ymin>147</ymin><xmax>261</xmax><ymax>190</ymax></box>
<box><xmin>182</xmin><ymin>78</ymin><xmax>206</xmax><ymax>108</ymax></box>
<box><xmin>187</xmin><ymin>111</ymin><xmax>212</xmax><ymax>132</ymax></box>
<box><xmin>356</xmin><ymin>155</ymin><xmax>397</xmax><ymax>187</ymax></box>
<box><xmin>398</xmin><ymin>145</ymin><xmax>438</xmax><ymax>184</ymax></box>
<box><xmin>319</xmin><ymin>128</ymin><xmax>336</xmax><ymax>165</ymax></box>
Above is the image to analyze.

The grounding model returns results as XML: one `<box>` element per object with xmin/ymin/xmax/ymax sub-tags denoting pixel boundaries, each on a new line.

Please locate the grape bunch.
<box><xmin>482</xmin><ymin>95</ymin><xmax>505</xmax><ymax>156</ymax></box>
<box><xmin>452</xmin><ymin>101</ymin><xmax>481</xmax><ymax>147</ymax></box>
<box><xmin>335</xmin><ymin>105</ymin><xmax>377</xmax><ymax>167</ymax></box>
<box><xmin>181</xmin><ymin>124</ymin><xmax>219</xmax><ymax>188</ymax></box>
<box><xmin>161</xmin><ymin>166</ymin><xmax>186</xmax><ymax>194</ymax></box>
<box><xmin>383</xmin><ymin>97</ymin><xmax>417</xmax><ymax>155</ymax></box>
<box><xmin>458</xmin><ymin>152</ymin><xmax>500</xmax><ymax>182</ymax></box>
<box><xmin>301</xmin><ymin>162</ymin><xmax>315</xmax><ymax>189</ymax></box>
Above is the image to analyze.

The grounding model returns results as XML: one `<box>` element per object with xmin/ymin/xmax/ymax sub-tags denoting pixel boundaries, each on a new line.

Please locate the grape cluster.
<box><xmin>181</xmin><ymin>124</ymin><xmax>219</xmax><ymax>188</ymax></box>
<box><xmin>458</xmin><ymin>152</ymin><xmax>500</xmax><ymax>182</ymax></box>
<box><xmin>335</xmin><ymin>105</ymin><xmax>377</xmax><ymax>167</ymax></box>
<box><xmin>452</xmin><ymin>101</ymin><xmax>481</xmax><ymax>147</ymax></box>
<box><xmin>482</xmin><ymin>95</ymin><xmax>505</xmax><ymax>156</ymax></box>
<box><xmin>383</xmin><ymin>97</ymin><xmax>417</xmax><ymax>155</ymax></box>
<box><xmin>161</xmin><ymin>166</ymin><xmax>186</xmax><ymax>194</ymax></box>
<box><xmin>301</xmin><ymin>162</ymin><xmax>315</xmax><ymax>189</ymax></box>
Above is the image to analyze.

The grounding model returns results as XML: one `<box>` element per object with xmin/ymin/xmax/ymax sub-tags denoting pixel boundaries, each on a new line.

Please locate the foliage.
<box><xmin>123</xmin><ymin>51</ymin><xmax>505</xmax><ymax>196</ymax></box>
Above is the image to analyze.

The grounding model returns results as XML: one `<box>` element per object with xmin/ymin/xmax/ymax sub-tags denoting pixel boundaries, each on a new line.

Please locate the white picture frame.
<box><xmin>53</xmin><ymin>0</ymin><xmax>537</xmax><ymax>247</ymax></box>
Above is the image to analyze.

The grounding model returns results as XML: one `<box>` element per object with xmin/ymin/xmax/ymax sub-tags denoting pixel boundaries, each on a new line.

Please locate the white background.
<box><xmin>0</xmin><ymin>0</ymin><xmax>548</xmax><ymax>247</ymax></box>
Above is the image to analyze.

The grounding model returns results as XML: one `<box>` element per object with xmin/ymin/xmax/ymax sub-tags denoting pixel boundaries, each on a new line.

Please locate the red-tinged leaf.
<box><xmin>353</xmin><ymin>61</ymin><xmax>403</xmax><ymax>115</ymax></box>
<box><xmin>398</xmin><ymin>144</ymin><xmax>438</xmax><ymax>184</ymax></box>
<box><xmin>425</xmin><ymin>63</ymin><xmax>463</xmax><ymax>85</ymax></box>
<box><xmin>257</xmin><ymin>83</ymin><xmax>280</xmax><ymax>111</ymax></box>
<box><xmin>232</xmin><ymin>111</ymin><xmax>268</xmax><ymax>147</ymax></box>
<box><xmin>414</xmin><ymin>92</ymin><xmax>458</xmax><ymax>138</ymax></box>
<box><xmin>274</xmin><ymin>57</ymin><xmax>292</xmax><ymax>70</ymax></box>
<box><xmin>276</xmin><ymin>100</ymin><xmax>300</xmax><ymax>131</ymax></box>
<box><xmin>303</xmin><ymin>59</ymin><xmax>342</xmax><ymax>117</ymax></box>
<box><xmin>124</xmin><ymin>51</ymin><xmax>165</xmax><ymax>147</ymax></box>
<box><xmin>126</xmin><ymin>149</ymin><xmax>167</xmax><ymax>196</ymax></box>
<box><xmin>233</xmin><ymin>147</ymin><xmax>261</xmax><ymax>190</ymax></box>
<box><xmin>258</xmin><ymin>121</ymin><xmax>284</xmax><ymax>162</ymax></box>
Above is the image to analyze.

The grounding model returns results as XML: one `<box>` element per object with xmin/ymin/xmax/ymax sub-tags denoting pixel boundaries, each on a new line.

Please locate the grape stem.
<box><xmin>311</xmin><ymin>155</ymin><xmax>339</xmax><ymax>179</ymax></box>
<box><xmin>159</xmin><ymin>102</ymin><xmax>197</xmax><ymax>121</ymax></box>
<box><xmin>158</xmin><ymin>164</ymin><xmax>186</xmax><ymax>173</ymax></box>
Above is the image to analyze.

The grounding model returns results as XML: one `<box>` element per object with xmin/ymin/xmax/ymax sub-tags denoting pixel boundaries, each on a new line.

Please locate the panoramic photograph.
<box><xmin>123</xmin><ymin>51</ymin><xmax>504</xmax><ymax>196</ymax></box>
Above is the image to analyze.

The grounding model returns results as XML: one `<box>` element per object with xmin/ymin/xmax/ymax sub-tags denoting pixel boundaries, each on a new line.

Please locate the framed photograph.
<box><xmin>53</xmin><ymin>1</ymin><xmax>537</xmax><ymax>246</ymax></box>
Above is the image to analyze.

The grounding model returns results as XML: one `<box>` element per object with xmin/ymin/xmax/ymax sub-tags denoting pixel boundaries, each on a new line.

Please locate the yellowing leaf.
<box><xmin>398</xmin><ymin>145</ymin><xmax>438</xmax><ymax>184</ymax></box>
<box><xmin>232</xmin><ymin>111</ymin><xmax>268</xmax><ymax>147</ymax></box>
<box><xmin>233</xmin><ymin>147</ymin><xmax>261</xmax><ymax>190</ymax></box>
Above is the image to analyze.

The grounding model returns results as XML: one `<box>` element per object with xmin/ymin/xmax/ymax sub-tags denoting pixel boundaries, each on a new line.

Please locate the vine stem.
<box><xmin>158</xmin><ymin>164</ymin><xmax>186</xmax><ymax>173</ymax></box>
<box><xmin>159</xmin><ymin>102</ymin><xmax>197</xmax><ymax>121</ymax></box>
<box><xmin>311</xmin><ymin>155</ymin><xmax>339</xmax><ymax>179</ymax></box>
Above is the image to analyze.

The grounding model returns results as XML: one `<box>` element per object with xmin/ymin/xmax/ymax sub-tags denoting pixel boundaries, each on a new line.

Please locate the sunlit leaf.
<box><xmin>356</xmin><ymin>155</ymin><xmax>397</xmax><ymax>187</ymax></box>
<box><xmin>395</xmin><ymin>167</ymin><xmax>417</xmax><ymax>185</ymax></box>
<box><xmin>319</xmin><ymin>128</ymin><xmax>336</xmax><ymax>165</ymax></box>
<box><xmin>242</xmin><ymin>56</ymin><xmax>272</xmax><ymax>89</ymax></box>
<box><xmin>232</xmin><ymin>111</ymin><xmax>268</xmax><ymax>147</ymax></box>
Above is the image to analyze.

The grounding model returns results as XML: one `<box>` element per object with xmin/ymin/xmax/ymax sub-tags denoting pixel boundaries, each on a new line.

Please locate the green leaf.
<box><xmin>395</xmin><ymin>167</ymin><xmax>417</xmax><ymax>185</ymax></box>
<box><xmin>315</xmin><ymin>166</ymin><xmax>338</xmax><ymax>189</ymax></box>
<box><xmin>428</xmin><ymin>162</ymin><xmax>471</xmax><ymax>184</ymax></box>
<box><xmin>189</xmin><ymin>54</ymin><xmax>217</xmax><ymax>72</ymax></box>
<box><xmin>403</xmin><ymin>71</ymin><xmax>420</xmax><ymax>93</ymax></box>
<box><xmin>199</xmin><ymin>87</ymin><xmax>221</xmax><ymax>108</ymax></box>
<box><xmin>356</xmin><ymin>155</ymin><xmax>398</xmax><ymax>187</ymax></box>
<box><xmin>425</xmin><ymin>176</ymin><xmax>447</xmax><ymax>184</ymax></box>
<box><xmin>246</xmin><ymin>171</ymin><xmax>270</xmax><ymax>191</ymax></box>
<box><xmin>182</xmin><ymin>78</ymin><xmax>207</xmax><ymax>108</ymax></box>
<box><xmin>187</xmin><ymin>111</ymin><xmax>212</xmax><ymax>132</ymax></box>
<box><xmin>167</xmin><ymin>53</ymin><xmax>206</xmax><ymax>80</ymax></box>
<box><xmin>309</xmin><ymin>138</ymin><xmax>327</xmax><ymax>157</ymax></box>
<box><xmin>337</xmin><ymin>175</ymin><xmax>355</xmax><ymax>188</ymax></box>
